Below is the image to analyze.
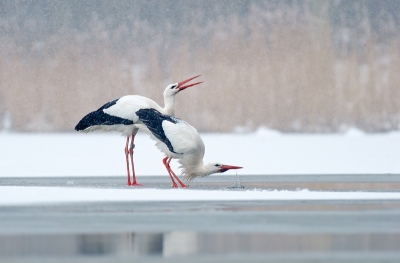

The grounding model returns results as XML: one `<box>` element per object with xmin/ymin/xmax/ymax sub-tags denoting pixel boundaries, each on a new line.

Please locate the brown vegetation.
<box><xmin>1</xmin><ymin>3</ymin><xmax>399</xmax><ymax>133</ymax></box>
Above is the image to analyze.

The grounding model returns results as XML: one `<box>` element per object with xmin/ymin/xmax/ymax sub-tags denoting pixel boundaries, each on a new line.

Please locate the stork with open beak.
<box><xmin>75</xmin><ymin>75</ymin><xmax>203</xmax><ymax>186</ymax></box>
<box><xmin>135</xmin><ymin>108</ymin><xmax>243</xmax><ymax>188</ymax></box>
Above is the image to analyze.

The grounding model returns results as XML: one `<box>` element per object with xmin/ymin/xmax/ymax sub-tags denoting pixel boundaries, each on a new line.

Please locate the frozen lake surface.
<box><xmin>1</xmin><ymin>175</ymin><xmax>400</xmax><ymax>205</ymax></box>
<box><xmin>1</xmin><ymin>132</ymin><xmax>400</xmax><ymax>261</ymax></box>
<box><xmin>1</xmin><ymin>175</ymin><xmax>400</xmax><ymax>262</ymax></box>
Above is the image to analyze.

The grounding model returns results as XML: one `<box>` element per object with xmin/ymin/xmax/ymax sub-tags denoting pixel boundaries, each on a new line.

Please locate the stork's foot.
<box><xmin>171</xmin><ymin>183</ymin><xmax>179</xmax><ymax>188</ymax></box>
<box><xmin>177</xmin><ymin>182</ymin><xmax>188</xmax><ymax>188</ymax></box>
<box><xmin>130</xmin><ymin>182</ymin><xmax>143</xmax><ymax>187</ymax></box>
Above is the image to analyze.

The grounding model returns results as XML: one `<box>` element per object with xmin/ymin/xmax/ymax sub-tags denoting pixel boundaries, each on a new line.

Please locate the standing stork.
<box><xmin>75</xmin><ymin>75</ymin><xmax>202</xmax><ymax>186</ymax></box>
<box><xmin>135</xmin><ymin>108</ymin><xmax>242</xmax><ymax>188</ymax></box>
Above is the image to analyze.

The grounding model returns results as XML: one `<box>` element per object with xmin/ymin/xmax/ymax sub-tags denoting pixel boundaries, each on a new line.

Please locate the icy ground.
<box><xmin>0</xmin><ymin>128</ymin><xmax>399</xmax><ymax>177</ymax></box>
<box><xmin>1</xmin><ymin>187</ymin><xmax>400</xmax><ymax>205</ymax></box>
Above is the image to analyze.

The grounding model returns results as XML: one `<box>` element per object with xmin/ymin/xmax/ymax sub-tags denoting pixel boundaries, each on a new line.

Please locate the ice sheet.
<box><xmin>1</xmin><ymin>186</ymin><xmax>400</xmax><ymax>205</ymax></box>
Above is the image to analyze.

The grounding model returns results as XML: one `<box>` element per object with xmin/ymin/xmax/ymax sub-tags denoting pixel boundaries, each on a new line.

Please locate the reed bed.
<box><xmin>1</xmin><ymin>3</ymin><xmax>399</xmax><ymax>133</ymax></box>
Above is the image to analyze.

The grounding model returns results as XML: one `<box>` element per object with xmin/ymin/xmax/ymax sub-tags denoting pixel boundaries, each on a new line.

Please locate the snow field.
<box><xmin>0</xmin><ymin>130</ymin><xmax>399</xmax><ymax>177</ymax></box>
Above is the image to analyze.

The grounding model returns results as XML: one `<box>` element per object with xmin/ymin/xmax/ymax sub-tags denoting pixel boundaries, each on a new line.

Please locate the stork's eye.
<box><xmin>170</xmin><ymin>85</ymin><xmax>177</xmax><ymax>89</ymax></box>
<box><xmin>215</xmin><ymin>164</ymin><xmax>221</xmax><ymax>167</ymax></box>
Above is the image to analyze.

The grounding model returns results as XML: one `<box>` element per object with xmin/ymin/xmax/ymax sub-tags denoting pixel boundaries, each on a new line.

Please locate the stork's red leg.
<box><xmin>167</xmin><ymin>157</ymin><xmax>187</xmax><ymax>188</ymax></box>
<box><xmin>125</xmin><ymin>136</ymin><xmax>132</xmax><ymax>186</ymax></box>
<box><xmin>129</xmin><ymin>134</ymin><xmax>143</xmax><ymax>186</ymax></box>
<box><xmin>163</xmin><ymin>157</ymin><xmax>178</xmax><ymax>188</ymax></box>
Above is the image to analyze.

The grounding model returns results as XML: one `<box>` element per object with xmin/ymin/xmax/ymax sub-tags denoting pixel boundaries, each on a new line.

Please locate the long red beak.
<box><xmin>219</xmin><ymin>165</ymin><xmax>243</xmax><ymax>173</ymax></box>
<box><xmin>177</xmin><ymin>75</ymin><xmax>203</xmax><ymax>91</ymax></box>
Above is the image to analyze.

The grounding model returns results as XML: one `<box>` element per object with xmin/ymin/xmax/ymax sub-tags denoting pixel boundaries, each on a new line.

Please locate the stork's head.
<box><xmin>211</xmin><ymin>163</ymin><xmax>243</xmax><ymax>174</ymax></box>
<box><xmin>182</xmin><ymin>162</ymin><xmax>243</xmax><ymax>182</ymax></box>
<box><xmin>163</xmin><ymin>75</ymin><xmax>203</xmax><ymax>97</ymax></box>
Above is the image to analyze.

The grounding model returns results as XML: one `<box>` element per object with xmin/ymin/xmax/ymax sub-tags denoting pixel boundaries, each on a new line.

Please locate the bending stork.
<box><xmin>135</xmin><ymin>108</ymin><xmax>242</xmax><ymax>188</ymax></box>
<box><xmin>75</xmin><ymin>75</ymin><xmax>202</xmax><ymax>186</ymax></box>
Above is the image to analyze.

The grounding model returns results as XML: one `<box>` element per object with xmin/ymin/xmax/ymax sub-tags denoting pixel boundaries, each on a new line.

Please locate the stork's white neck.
<box><xmin>181</xmin><ymin>161</ymin><xmax>218</xmax><ymax>182</ymax></box>
<box><xmin>163</xmin><ymin>94</ymin><xmax>176</xmax><ymax>116</ymax></box>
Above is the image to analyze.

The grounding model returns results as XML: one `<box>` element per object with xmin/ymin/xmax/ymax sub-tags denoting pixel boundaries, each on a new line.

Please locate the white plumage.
<box><xmin>136</xmin><ymin>108</ymin><xmax>242</xmax><ymax>187</ymax></box>
<box><xmin>75</xmin><ymin>75</ymin><xmax>203</xmax><ymax>186</ymax></box>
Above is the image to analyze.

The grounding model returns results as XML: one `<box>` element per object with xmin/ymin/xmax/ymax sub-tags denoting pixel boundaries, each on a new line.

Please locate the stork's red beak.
<box><xmin>219</xmin><ymin>165</ymin><xmax>243</xmax><ymax>173</ymax></box>
<box><xmin>177</xmin><ymin>75</ymin><xmax>203</xmax><ymax>91</ymax></box>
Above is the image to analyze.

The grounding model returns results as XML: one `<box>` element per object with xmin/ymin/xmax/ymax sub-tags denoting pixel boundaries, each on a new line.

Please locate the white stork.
<box><xmin>135</xmin><ymin>108</ymin><xmax>243</xmax><ymax>188</ymax></box>
<box><xmin>75</xmin><ymin>75</ymin><xmax>202</xmax><ymax>186</ymax></box>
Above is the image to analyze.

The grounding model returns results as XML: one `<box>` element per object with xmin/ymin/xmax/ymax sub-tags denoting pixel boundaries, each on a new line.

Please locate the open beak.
<box><xmin>219</xmin><ymin>165</ymin><xmax>243</xmax><ymax>173</ymax></box>
<box><xmin>177</xmin><ymin>75</ymin><xmax>203</xmax><ymax>91</ymax></box>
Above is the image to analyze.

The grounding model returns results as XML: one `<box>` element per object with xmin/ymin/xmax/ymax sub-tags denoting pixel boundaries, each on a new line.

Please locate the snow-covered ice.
<box><xmin>0</xmin><ymin>130</ymin><xmax>399</xmax><ymax>177</ymax></box>
<box><xmin>1</xmin><ymin>187</ymin><xmax>400</xmax><ymax>205</ymax></box>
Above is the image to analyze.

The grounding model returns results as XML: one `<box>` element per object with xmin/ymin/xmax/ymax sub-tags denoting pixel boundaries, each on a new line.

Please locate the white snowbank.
<box><xmin>0</xmin><ymin>131</ymin><xmax>400</xmax><ymax>177</ymax></box>
<box><xmin>343</xmin><ymin>127</ymin><xmax>365</xmax><ymax>137</ymax></box>
<box><xmin>254</xmin><ymin>126</ymin><xmax>281</xmax><ymax>137</ymax></box>
<box><xmin>1</xmin><ymin>186</ymin><xmax>400</xmax><ymax>205</ymax></box>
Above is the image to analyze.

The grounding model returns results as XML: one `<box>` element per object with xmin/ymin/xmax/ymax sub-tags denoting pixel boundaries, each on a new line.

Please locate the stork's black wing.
<box><xmin>75</xmin><ymin>98</ymin><xmax>134</xmax><ymax>131</ymax></box>
<box><xmin>135</xmin><ymin>108</ymin><xmax>180</xmax><ymax>154</ymax></box>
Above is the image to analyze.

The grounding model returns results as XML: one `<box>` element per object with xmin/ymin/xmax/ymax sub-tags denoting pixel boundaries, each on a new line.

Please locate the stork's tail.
<box><xmin>75</xmin><ymin>110</ymin><xmax>134</xmax><ymax>132</ymax></box>
<box><xmin>75</xmin><ymin>111</ymin><xmax>102</xmax><ymax>131</ymax></box>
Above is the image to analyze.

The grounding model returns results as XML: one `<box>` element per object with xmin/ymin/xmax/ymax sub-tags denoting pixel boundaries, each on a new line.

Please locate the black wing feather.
<box><xmin>75</xmin><ymin>98</ymin><xmax>134</xmax><ymax>131</ymax></box>
<box><xmin>135</xmin><ymin>108</ymin><xmax>181</xmax><ymax>154</ymax></box>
